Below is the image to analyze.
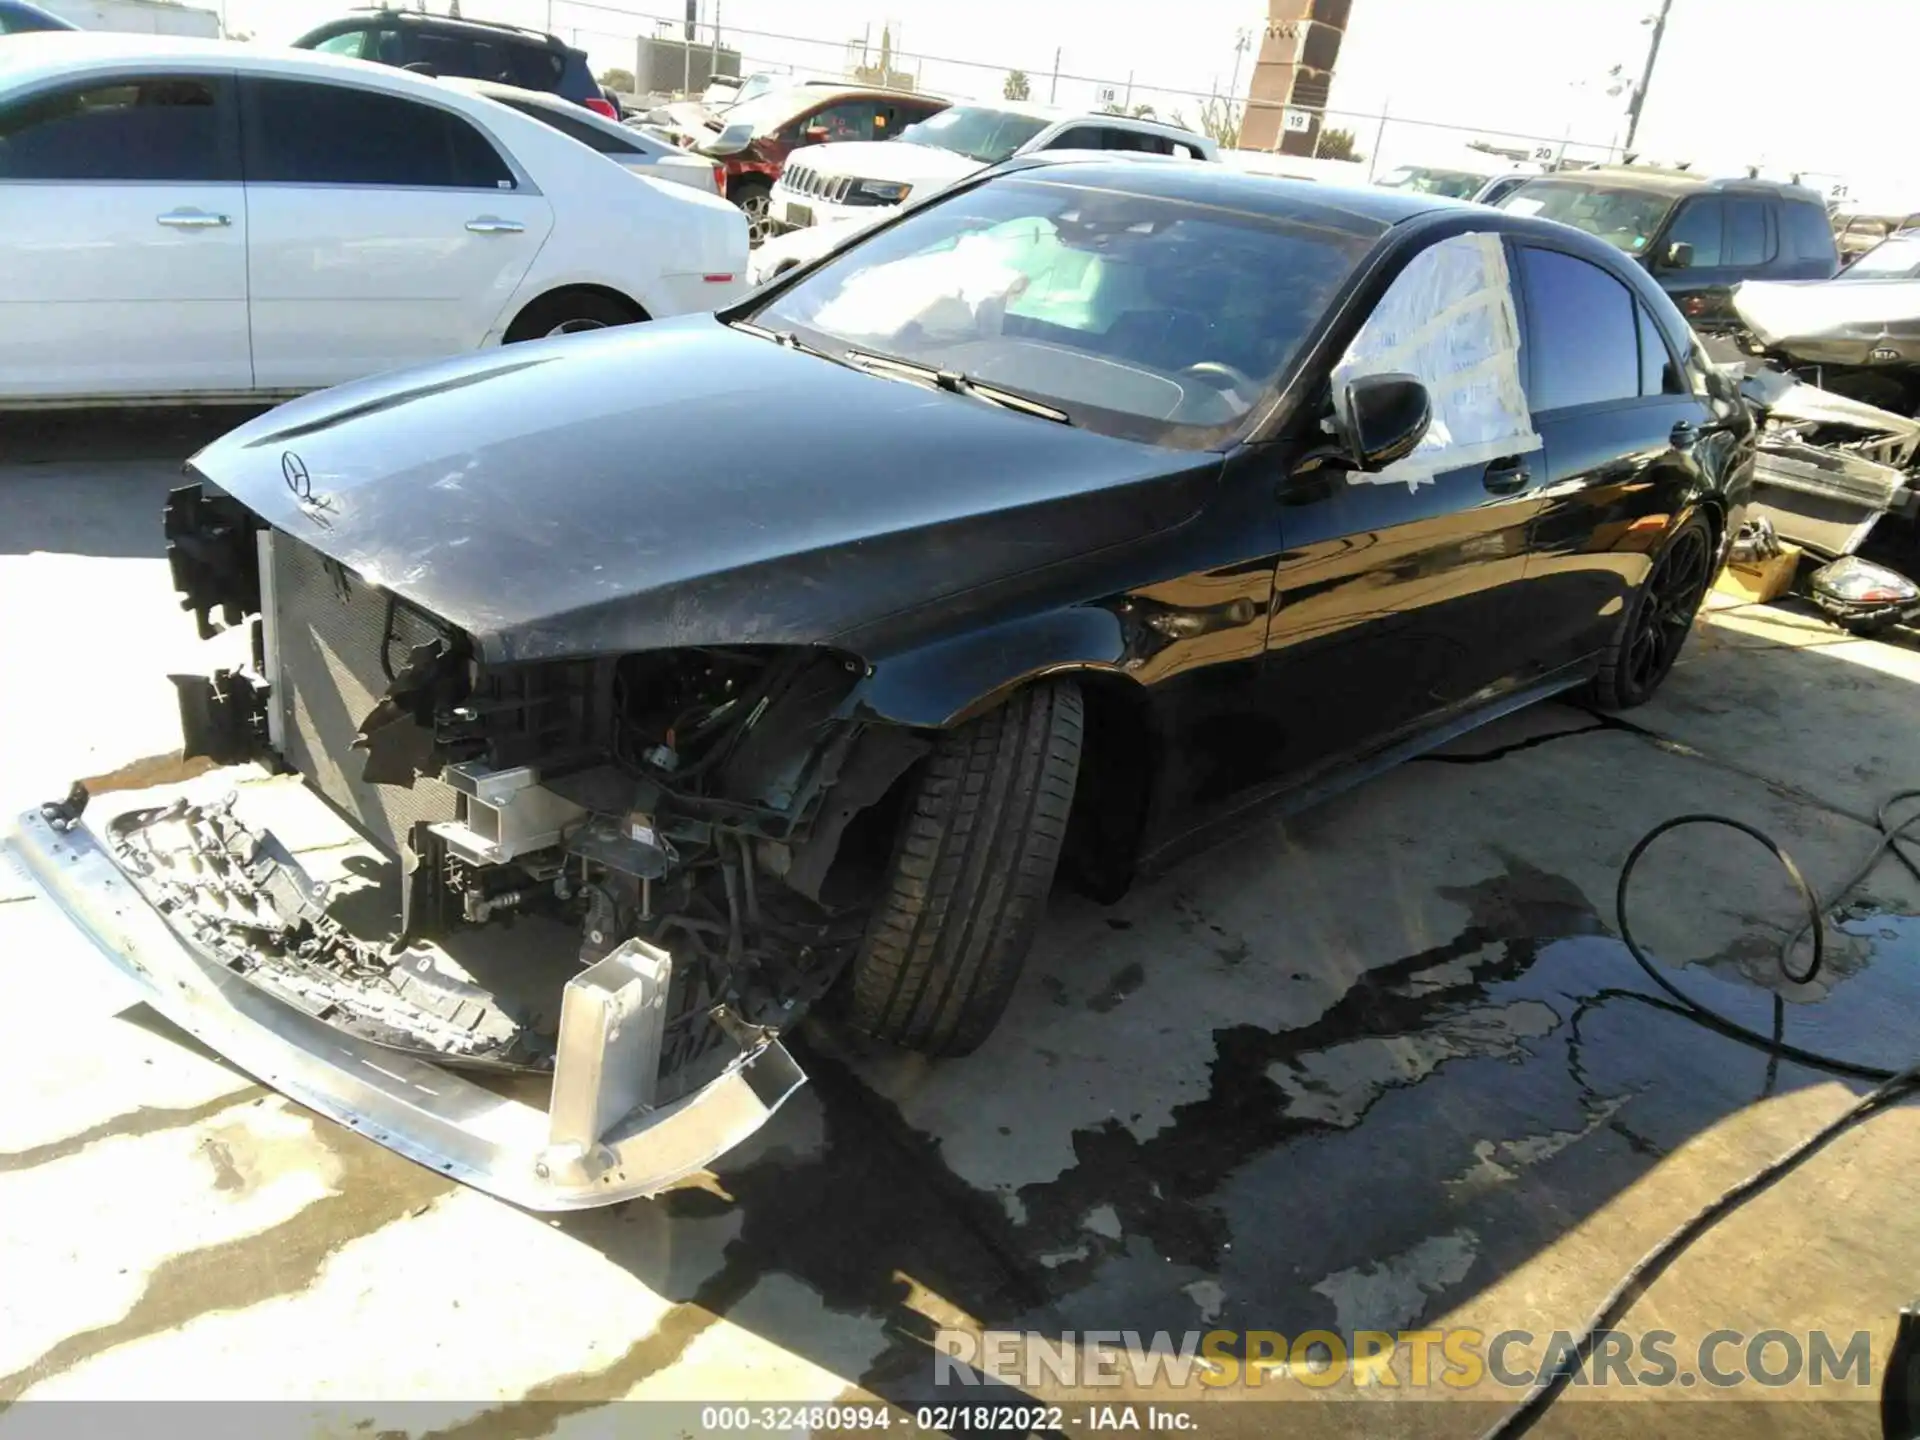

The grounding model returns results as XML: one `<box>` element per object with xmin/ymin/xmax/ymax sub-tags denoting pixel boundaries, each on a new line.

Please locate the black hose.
<box><xmin>1615</xmin><ymin>790</ymin><xmax>1920</xmax><ymax>1082</ymax></box>
<box><xmin>1476</xmin><ymin>1061</ymin><xmax>1920</xmax><ymax>1439</ymax></box>
<box><xmin>1478</xmin><ymin>787</ymin><xmax>1920</xmax><ymax>1439</ymax></box>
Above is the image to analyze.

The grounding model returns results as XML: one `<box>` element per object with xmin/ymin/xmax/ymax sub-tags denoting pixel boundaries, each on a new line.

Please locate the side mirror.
<box><xmin>803</xmin><ymin>126</ymin><xmax>829</xmax><ymax>143</ymax></box>
<box><xmin>1336</xmin><ymin>372</ymin><xmax>1432</xmax><ymax>471</ymax></box>
<box><xmin>1663</xmin><ymin>240</ymin><xmax>1694</xmax><ymax>269</ymax></box>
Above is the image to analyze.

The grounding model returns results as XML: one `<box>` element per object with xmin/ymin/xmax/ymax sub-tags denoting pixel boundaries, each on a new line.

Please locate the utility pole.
<box><xmin>683</xmin><ymin>0</ymin><xmax>695</xmax><ymax>95</ymax></box>
<box><xmin>1049</xmin><ymin>47</ymin><xmax>1061</xmax><ymax>104</ymax></box>
<box><xmin>1623</xmin><ymin>0</ymin><xmax>1673</xmax><ymax>154</ymax></box>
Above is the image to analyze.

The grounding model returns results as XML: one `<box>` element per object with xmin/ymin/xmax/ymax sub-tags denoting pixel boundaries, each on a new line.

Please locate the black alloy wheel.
<box><xmin>1591</xmin><ymin>513</ymin><xmax>1715</xmax><ymax>709</ymax></box>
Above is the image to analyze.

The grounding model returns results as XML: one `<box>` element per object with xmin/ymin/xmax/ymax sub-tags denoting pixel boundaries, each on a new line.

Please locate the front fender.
<box><xmin>854</xmin><ymin>605</ymin><xmax>1136</xmax><ymax>728</ymax></box>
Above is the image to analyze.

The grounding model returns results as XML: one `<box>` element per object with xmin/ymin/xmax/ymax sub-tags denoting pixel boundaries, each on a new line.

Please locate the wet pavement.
<box><xmin>2</xmin><ymin>414</ymin><xmax>1918</xmax><ymax>1437</ymax></box>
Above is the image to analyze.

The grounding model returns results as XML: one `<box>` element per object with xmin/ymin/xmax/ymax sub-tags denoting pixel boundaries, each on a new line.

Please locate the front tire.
<box><xmin>1588</xmin><ymin>512</ymin><xmax>1715</xmax><ymax>710</ymax></box>
<box><xmin>731</xmin><ymin>178</ymin><xmax>774</xmax><ymax>247</ymax></box>
<box><xmin>842</xmin><ymin>681</ymin><xmax>1084</xmax><ymax>1056</ymax></box>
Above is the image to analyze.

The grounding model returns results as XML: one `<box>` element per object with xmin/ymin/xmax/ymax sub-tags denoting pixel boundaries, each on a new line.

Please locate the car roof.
<box><xmin>996</xmin><ymin>154</ymin><xmax>1459</xmax><ymax>231</ymax></box>
<box><xmin>946</xmin><ymin>97</ymin><xmax>1067</xmax><ymax>120</ymax></box>
<box><xmin>787</xmin><ymin>82</ymin><xmax>938</xmax><ymax>104</ymax></box>
<box><xmin>1524</xmin><ymin>166</ymin><xmax>1827</xmax><ymax>204</ymax></box>
<box><xmin>323</xmin><ymin>6</ymin><xmax>573</xmax><ymax>50</ymax></box>
<box><xmin>936</xmin><ymin>98</ymin><xmax>1209</xmax><ymax>142</ymax></box>
<box><xmin>0</xmin><ymin>32</ymin><xmax>548</xmax><ymax>105</ymax></box>
<box><xmin>0</xmin><ymin>0</ymin><xmax>77</xmax><ymax>28</ymax></box>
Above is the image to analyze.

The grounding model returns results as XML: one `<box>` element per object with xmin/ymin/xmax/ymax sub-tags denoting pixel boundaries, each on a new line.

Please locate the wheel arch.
<box><xmin>499</xmin><ymin>283</ymin><xmax>650</xmax><ymax>343</ymax></box>
<box><xmin>838</xmin><ymin>609</ymin><xmax>1161</xmax><ymax>901</ymax></box>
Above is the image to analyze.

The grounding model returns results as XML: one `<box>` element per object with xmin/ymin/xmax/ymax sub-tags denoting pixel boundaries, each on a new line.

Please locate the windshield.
<box><xmin>1499</xmin><ymin>179</ymin><xmax>1679</xmax><ymax>255</ymax></box>
<box><xmin>721</xmin><ymin>74</ymin><xmax>776</xmax><ymax>110</ymax></box>
<box><xmin>750</xmin><ymin>174</ymin><xmax>1374</xmax><ymax>448</ymax></box>
<box><xmin>1843</xmin><ymin>234</ymin><xmax>1920</xmax><ymax>279</ymax></box>
<box><xmin>897</xmin><ymin>106</ymin><xmax>1052</xmax><ymax>164</ymax></box>
<box><xmin>1376</xmin><ymin>166</ymin><xmax>1490</xmax><ymax>199</ymax></box>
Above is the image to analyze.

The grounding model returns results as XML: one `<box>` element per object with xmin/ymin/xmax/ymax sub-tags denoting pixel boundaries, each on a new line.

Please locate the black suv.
<box><xmin>1500</xmin><ymin>168</ymin><xmax>1838</xmax><ymax>328</ymax></box>
<box><xmin>292</xmin><ymin>9</ymin><xmax>614</xmax><ymax>118</ymax></box>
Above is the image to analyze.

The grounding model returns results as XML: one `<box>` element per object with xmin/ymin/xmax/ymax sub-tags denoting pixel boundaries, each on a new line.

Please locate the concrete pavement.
<box><xmin>2</xmin><ymin>416</ymin><xmax>1918</xmax><ymax>1437</ymax></box>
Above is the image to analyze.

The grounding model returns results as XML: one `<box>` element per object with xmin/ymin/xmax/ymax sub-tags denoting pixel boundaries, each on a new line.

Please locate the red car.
<box><xmin>681</xmin><ymin>83</ymin><xmax>948</xmax><ymax>244</ymax></box>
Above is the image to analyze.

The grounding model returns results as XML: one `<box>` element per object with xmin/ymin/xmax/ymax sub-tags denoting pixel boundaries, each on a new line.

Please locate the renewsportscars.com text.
<box><xmin>934</xmin><ymin>1327</ymin><xmax>1874</xmax><ymax>1390</ymax></box>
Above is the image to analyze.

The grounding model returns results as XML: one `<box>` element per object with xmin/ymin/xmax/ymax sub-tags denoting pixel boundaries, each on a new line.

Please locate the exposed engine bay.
<box><xmin>153</xmin><ymin>484</ymin><xmax>928</xmax><ymax>1102</ymax></box>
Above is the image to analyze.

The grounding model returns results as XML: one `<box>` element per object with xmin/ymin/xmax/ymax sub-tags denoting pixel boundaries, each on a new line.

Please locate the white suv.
<box><xmin>768</xmin><ymin>101</ymin><xmax>1217</xmax><ymax>235</ymax></box>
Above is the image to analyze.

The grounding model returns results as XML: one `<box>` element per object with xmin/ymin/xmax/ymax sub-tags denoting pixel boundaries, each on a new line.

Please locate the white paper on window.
<box><xmin>1331</xmin><ymin>231</ymin><xmax>1540</xmax><ymax>492</ymax></box>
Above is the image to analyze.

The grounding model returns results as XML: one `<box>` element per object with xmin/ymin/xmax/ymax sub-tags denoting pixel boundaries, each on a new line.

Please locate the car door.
<box><xmin>1262</xmin><ymin>230</ymin><xmax>1548</xmax><ymax>779</ymax></box>
<box><xmin>239</xmin><ymin>76</ymin><xmax>553</xmax><ymax>390</ymax></box>
<box><xmin>0</xmin><ymin>70</ymin><xmax>250</xmax><ymax>400</ymax></box>
<box><xmin>1513</xmin><ymin>243</ymin><xmax>1716</xmax><ymax>675</ymax></box>
<box><xmin>1652</xmin><ymin>194</ymin><xmax>1772</xmax><ymax>325</ymax></box>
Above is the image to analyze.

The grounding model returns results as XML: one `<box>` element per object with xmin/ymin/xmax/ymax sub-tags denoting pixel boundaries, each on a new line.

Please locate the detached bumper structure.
<box><xmin>4</xmin><ymin>804</ymin><xmax>804</xmax><ymax>1210</ymax></box>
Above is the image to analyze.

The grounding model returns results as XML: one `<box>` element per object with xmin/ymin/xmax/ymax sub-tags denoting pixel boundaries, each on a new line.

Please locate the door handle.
<box><xmin>156</xmin><ymin>209</ymin><xmax>230</xmax><ymax>229</ymax></box>
<box><xmin>1482</xmin><ymin>457</ymin><xmax>1531</xmax><ymax>495</ymax></box>
<box><xmin>465</xmin><ymin>217</ymin><xmax>525</xmax><ymax>234</ymax></box>
<box><xmin>1670</xmin><ymin>419</ymin><xmax>1697</xmax><ymax>450</ymax></box>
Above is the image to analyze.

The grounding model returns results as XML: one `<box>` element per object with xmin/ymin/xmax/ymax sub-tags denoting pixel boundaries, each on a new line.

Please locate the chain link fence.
<box><xmin>533</xmin><ymin>0</ymin><xmax>1624</xmax><ymax>182</ymax></box>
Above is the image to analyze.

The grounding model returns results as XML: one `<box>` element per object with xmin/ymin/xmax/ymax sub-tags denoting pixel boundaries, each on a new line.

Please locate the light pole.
<box><xmin>1623</xmin><ymin>0</ymin><xmax>1673</xmax><ymax>154</ymax></box>
<box><xmin>1227</xmin><ymin>27</ymin><xmax>1250</xmax><ymax>101</ymax></box>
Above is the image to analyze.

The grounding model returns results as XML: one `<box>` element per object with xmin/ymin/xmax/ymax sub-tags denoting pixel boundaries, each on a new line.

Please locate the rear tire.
<box><xmin>503</xmin><ymin>290</ymin><xmax>644</xmax><ymax>343</ymax></box>
<box><xmin>1588</xmin><ymin>512</ymin><xmax>1715</xmax><ymax>710</ymax></box>
<box><xmin>842</xmin><ymin>681</ymin><xmax>1084</xmax><ymax>1056</ymax></box>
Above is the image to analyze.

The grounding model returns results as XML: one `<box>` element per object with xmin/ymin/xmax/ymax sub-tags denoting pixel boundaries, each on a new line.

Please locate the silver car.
<box><xmin>449</xmin><ymin>78</ymin><xmax>722</xmax><ymax>194</ymax></box>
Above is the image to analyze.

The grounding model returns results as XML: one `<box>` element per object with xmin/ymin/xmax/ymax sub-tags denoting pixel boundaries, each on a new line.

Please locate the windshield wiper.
<box><xmin>843</xmin><ymin>349</ymin><xmax>1072</xmax><ymax>425</ymax></box>
<box><xmin>728</xmin><ymin>320</ymin><xmax>852</xmax><ymax>367</ymax></box>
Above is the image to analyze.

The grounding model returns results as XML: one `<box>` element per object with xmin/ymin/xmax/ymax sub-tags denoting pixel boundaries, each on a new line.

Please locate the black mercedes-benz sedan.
<box><xmin>8</xmin><ymin>157</ymin><xmax>1756</xmax><ymax>1207</ymax></box>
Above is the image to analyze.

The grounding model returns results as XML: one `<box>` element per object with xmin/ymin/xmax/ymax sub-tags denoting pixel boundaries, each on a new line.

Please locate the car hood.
<box><xmin>794</xmin><ymin>139</ymin><xmax>981</xmax><ymax>187</ymax></box>
<box><xmin>1733</xmin><ymin>277</ymin><xmax>1920</xmax><ymax>367</ymax></box>
<box><xmin>748</xmin><ymin>214</ymin><xmax>882</xmax><ymax>282</ymax></box>
<box><xmin>189</xmin><ymin>317</ymin><xmax>1218</xmax><ymax>665</ymax></box>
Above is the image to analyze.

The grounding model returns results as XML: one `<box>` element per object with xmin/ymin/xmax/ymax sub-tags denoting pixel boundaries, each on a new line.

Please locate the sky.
<box><xmin>216</xmin><ymin>0</ymin><xmax>1920</xmax><ymax>206</ymax></box>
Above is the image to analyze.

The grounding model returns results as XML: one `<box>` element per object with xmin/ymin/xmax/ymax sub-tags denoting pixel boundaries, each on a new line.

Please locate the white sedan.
<box><xmin>0</xmin><ymin>34</ymin><xmax>748</xmax><ymax>406</ymax></box>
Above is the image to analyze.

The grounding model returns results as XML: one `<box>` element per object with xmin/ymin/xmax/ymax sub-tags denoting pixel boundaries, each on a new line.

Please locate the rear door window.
<box><xmin>410</xmin><ymin>31</ymin><xmax>477</xmax><ymax>76</ymax></box>
<box><xmin>508</xmin><ymin>43</ymin><xmax>568</xmax><ymax>93</ymax></box>
<box><xmin>1783</xmin><ymin>203</ymin><xmax>1839</xmax><ymax>264</ymax></box>
<box><xmin>1104</xmin><ymin>129</ymin><xmax>1175</xmax><ymax>154</ymax></box>
<box><xmin>1518</xmin><ymin>246</ymin><xmax>1641</xmax><ymax>412</ymax></box>
<box><xmin>310</xmin><ymin>27</ymin><xmax>371</xmax><ymax>57</ymax></box>
<box><xmin>1637</xmin><ymin>303</ymin><xmax>1682</xmax><ymax>395</ymax></box>
<box><xmin>1663</xmin><ymin>197</ymin><xmax>1723</xmax><ymax>267</ymax></box>
<box><xmin>1724</xmin><ymin>198</ymin><xmax>1770</xmax><ymax>266</ymax></box>
<box><xmin>471</xmin><ymin>40</ymin><xmax>517</xmax><ymax>84</ymax></box>
<box><xmin>0</xmin><ymin>74</ymin><xmax>237</xmax><ymax>181</ymax></box>
<box><xmin>242</xmin><ymin>79</ymin><xmax>514</xmax><ymax>189</ymax></box>
<box><xmin>1047</xmin><ymin>125</ymin><xmax>1107</xmax><ymax>150</ymax></box>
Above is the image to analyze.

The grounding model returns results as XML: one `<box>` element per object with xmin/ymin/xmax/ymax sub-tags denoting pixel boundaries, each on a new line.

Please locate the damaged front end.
<box><xmin>1734</xmin><ymin>366</ymin><xmax>1920</xmax><ymax>559</ymax></box>
<box><xmin>5</xmin><ymin>485</ymin><xmax>928</xmax><ymax>1207</ymax></box>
